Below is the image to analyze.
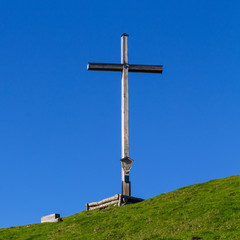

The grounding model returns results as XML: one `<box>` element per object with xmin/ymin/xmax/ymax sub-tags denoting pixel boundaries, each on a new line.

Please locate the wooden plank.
<box><xmin>121</xmin><ymin>66</ymin><xmax>129</xmax><ymax>159</ymax></box>
<box><xmin>88</xmin><ymin>194</ymin><xmax>119</xmax><ymax>207</ymax></box>
<box><xmin>129</xmin><ymin>64</ymin><xmax>163</xmax><ymax>73</ymax></box>
<box><xmin>121</xmin><ymin>181</ymin><xmax>131</xmax><ymax>196</ymax></box>
<box><xmin>87</xmin><ymin>63</ymin><xmax>163</xmax><ymax>74</ymax></box>
<box><xmin>87</xmin><ymin>63</ymin><xmax>123</xmax><ymax>72</ymax></box>
<box><xmin>121</xmin><ymin>34</ymin><xmax>128</xmax><ymax>65</ymax></box>
<box><xmin>121</xmin><ymin>32</ymin><xmax>129</xmax><ymax>171</ymax></box>
<box><xmin>88</xmin><ymin>200</ymin><xmax>119</xmax><ymax>210</ymax></box>
<box><xmin>86</xmin><ymin>194</ymin><xmax>144</xmax><ymax>210</ymax></box>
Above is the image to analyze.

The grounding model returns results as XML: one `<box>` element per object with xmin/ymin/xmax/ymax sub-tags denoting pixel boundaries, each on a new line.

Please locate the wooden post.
<box><xmin>121</xmin><ymin>34</ymin><xmax>131</xmax><ymax>196</ymax></box>
<box><xmin>121</xmin><ymin>33</ymin><xmax>129</xmax><ymax>159</ymax></box>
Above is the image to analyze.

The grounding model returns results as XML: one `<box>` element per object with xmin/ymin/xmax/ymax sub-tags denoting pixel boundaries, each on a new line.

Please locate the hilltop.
<box><xmin>0</xmin><ymin>175</ymin><xmax>239</xmax><ymax>240</ymax></box>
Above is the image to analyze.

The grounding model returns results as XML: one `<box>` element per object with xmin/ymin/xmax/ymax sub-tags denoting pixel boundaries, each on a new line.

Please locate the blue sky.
<box><xmin>0</xmin><ymin>0</ymin><xmax>239</xmax><ymax>228</ymax></box>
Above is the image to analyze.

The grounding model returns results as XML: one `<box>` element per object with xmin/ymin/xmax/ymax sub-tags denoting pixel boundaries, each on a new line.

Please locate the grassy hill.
<box><xmin>0</xmin><ymin>175</ymin><xmax>240</xmax><ymax>240</ymax></box>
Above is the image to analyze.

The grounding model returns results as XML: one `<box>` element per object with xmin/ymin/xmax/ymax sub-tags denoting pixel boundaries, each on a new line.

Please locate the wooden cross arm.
<box><xmin>87</xmin><ymin>63</ymin><xmax>163</xmax><ymax>74</ymax></box>
<box><xmin>87</xmin><ymin>63</ymin><xmax>123</xmax><ymax>72</ymax></box>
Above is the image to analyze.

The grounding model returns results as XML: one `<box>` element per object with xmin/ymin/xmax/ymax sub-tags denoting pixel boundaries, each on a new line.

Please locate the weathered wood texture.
<box><xmin>41</xmin><ymin>213</ymin><xmax>62</xmax><ymax>223</ymax></box>
<box><xmin>86</xmin><ymin>194</ymin><xmax>144</xmax><ymax>211</ymax></box>
<box><xmin>87</xmin><ymin>63</ymin><xmax>163</xmax><ymax>74</ymax></box>
<box><xmin>121</xmin><ymin>34</ymin><xmax>130</xmax><ymax>197</ymax></box>
<box><xmin>86</xmin><ymin>194</ymin><xmax>120</xmax><ymax>211</ymax></box>
<box><xmin>87</xmin><ymin>63</ymin><xmax>123</xmax><ymax>72</ymax></box>
<box><xmin>121</xmin><ymin>181</ymin><xmax>131</xmax><ymax>196</ymax></box>
<box><xmin>87</xmin><ymin>200</ymin><xmax>119</xmax><ymax>211</ymax></box>
<box><xmin>129</xmin><ymin>64</ymin><xmax>163</xmax><ymax>73</ymax></box>
<box><xmin>88</xmin><ymin>194</ymin><xmax>120</xmax><ymax>207</ymax></box>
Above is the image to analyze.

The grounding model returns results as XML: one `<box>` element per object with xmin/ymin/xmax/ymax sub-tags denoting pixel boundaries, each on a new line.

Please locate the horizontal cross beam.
<box><xmin>87</xmin><ymin>63</ymin><xmax>163</xmax><ymax>74</ymax></box>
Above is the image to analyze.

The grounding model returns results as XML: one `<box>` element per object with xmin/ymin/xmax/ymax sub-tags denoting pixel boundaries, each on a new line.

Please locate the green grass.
<box><xmin>1</xmin><ymin>175</ymin><xmax>240</xmax><ymax>240</ymax></box>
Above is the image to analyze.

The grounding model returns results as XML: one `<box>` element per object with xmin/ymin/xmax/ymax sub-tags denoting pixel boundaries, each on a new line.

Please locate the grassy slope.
<box><xmin>0</xmin><ymin>175</ymin><xmax>240</xmax><ymax>240</ymax></box>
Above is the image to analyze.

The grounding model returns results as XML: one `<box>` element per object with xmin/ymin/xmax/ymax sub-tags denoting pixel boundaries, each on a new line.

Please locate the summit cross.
<box><xmin>87</xmin><ymin>33</ymin><xmax>163</xmax><ymax>196</ymax></box>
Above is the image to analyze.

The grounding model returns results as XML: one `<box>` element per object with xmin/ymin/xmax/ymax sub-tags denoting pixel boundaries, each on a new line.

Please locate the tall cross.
<box><xmin>87</xmin><ymin>33</ymin><xmax>163</xmax><ymax>196</ymax></box>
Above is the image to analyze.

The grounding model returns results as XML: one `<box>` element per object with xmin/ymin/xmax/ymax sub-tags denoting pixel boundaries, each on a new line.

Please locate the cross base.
<box><xmin>120</xmin><ymin>156</ymin><xmax>134</xmax><ymax>196</ymax></box>
<box><xmin>86</xmin><ymin>194</ymin><xmax>144</xmax><ymax>211</ymax></box>
<box><xmin>121</xmin><ymin>181</ymin><xmax>131</xmax><ymax>196</ymax></box>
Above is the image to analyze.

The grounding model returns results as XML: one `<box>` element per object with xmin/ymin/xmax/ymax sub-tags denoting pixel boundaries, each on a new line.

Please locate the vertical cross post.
<box><xmin>121</xmin><ymin>33</ymin><xmax>129</xmax><ymax>159</ymax></box>
<box><xmin>120</xmin><ymin>34</ymin><xmax>133</xmax><ymax>196</ymax></box>
<box><xmin>87</xmin><ymin>33</ymin><xmax>163</xmax><ymax>198</ymax></box>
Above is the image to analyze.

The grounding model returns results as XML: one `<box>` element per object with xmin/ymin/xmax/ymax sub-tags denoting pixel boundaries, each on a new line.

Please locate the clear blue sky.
<box><xmin>0</xmin><ymin>0</ymin><xmax>239</xmax><ymax>228</ymax></box>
